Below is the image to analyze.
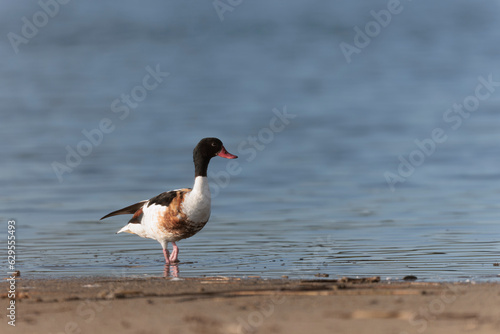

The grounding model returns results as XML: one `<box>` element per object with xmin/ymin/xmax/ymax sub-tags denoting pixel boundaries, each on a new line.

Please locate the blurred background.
<box><xmin>1</xmin><ymin>0</ymin><xmax>500</xmax><ymax>280</ymax></box>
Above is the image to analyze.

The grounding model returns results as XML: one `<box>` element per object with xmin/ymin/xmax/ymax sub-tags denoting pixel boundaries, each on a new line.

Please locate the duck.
<box><xmin>100</xmin><ymin>137</ymin><xmax>238</xmax><ymax>264</ymax></box>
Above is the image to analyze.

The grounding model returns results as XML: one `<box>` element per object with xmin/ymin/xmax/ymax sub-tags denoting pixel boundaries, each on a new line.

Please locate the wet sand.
<box><xmin>1</xmin><ymin>276</ymin><xmax>499</xmax><ymax>334</ymax></box>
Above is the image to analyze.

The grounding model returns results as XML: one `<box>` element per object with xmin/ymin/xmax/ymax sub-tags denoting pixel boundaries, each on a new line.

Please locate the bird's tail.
<box><xmin>100</xmin><ymin>200</ymin><xmax>147</xmax><ymax>220</ymax></box>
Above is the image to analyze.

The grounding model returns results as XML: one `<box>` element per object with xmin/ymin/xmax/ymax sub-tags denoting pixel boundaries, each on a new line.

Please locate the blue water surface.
<box><xmin>1</xmin><ymin>0</ymin><xmax>500</xmax><ymax>281</ymax></box>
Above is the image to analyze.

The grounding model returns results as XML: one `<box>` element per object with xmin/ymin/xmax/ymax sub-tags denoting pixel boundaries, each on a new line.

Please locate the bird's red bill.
<box><xmin>217</xmin><ymin>146</ymin><xmax>238</xmax><ymax>159</ymax></box>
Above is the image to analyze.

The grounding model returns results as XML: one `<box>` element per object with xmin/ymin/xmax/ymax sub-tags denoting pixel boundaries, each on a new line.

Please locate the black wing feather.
<box><xmin>147</xmin><ymin>191</ymin><xmax>179</xmax><ymax>207</ymax></box>
<box><xmin>100</xmin><ymin>200</ymin><xmax>147</xmax><ymax>220</ymax></box>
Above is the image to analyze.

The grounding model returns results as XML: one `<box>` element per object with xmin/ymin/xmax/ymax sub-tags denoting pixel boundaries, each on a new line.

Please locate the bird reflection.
<box><xmin>163</xmin><ymin>264</ymin><xmax>179</xmax><ymax>278</ymax></box>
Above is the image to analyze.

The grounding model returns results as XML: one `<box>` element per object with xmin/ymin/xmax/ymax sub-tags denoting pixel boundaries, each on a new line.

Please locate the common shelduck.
<box><xmin>100</xmin><ymin>137</ymin><xmax>238</xmax><ymax>264</ymax></box>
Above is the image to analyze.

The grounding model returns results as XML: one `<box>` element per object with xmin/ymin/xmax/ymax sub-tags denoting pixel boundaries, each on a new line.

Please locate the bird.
<box><xmin>100</xmin><ymin>137</ymin><xmax>238</xmax><ymax>265</ymax></box>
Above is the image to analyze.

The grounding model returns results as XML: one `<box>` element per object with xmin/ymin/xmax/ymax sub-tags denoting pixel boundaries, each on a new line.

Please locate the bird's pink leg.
<box><xmin>163</xmin><ymin>248</ymin><xmax>171</xmax><ymax>265</ymax></box>
<box><xmin>169</xmin><ymin>242</ymin><xmax>179</xmax><ymax>263</ymax></box>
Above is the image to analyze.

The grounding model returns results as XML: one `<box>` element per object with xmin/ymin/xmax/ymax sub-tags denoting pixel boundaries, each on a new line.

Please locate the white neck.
<box><xmin>192</xmin><ymin>176</ymin><xmax>210</xmax><ymax>197</ymax></box>
<box><xmin>182</xmin><ymin>176</ymin><xmax>211</xmax><ymax>223</ymax></box>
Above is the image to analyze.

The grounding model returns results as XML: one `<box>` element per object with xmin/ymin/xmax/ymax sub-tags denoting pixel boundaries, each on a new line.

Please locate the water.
<box><xmin>1</xmin><ymin>1</ymin><xmax>500</xmax><ymax>281</ymax></box>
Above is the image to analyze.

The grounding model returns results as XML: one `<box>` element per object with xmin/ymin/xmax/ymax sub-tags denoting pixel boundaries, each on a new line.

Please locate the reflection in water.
<box><xmin>164</xmin><ymin>264</ymin><xmax>179</xmax><ymax>278</ymax></box>
<box><xmin>21</xmin><ymin>218</ymin><xmax>500</xmax><ymax>282</ymax></box>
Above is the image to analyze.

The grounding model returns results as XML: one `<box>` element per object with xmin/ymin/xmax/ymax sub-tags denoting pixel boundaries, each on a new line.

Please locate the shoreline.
<box><xmin>2</xmin><ymin>276</ymin><xmax>500</xmax><ymax>333</ymax></box>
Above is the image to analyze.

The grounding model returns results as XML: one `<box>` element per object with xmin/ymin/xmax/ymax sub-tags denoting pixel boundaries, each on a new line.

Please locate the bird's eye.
<box><xmin>211</xmin><ymin>142</ymin><xmax>216</xmax><ymax>147</ymax></box>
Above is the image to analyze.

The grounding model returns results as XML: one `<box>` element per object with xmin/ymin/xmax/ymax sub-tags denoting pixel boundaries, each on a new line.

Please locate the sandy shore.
<box><xmin>1</xmin><ymin>275</ymin><xmax>499</xmax><ymax>334</ymax></box>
